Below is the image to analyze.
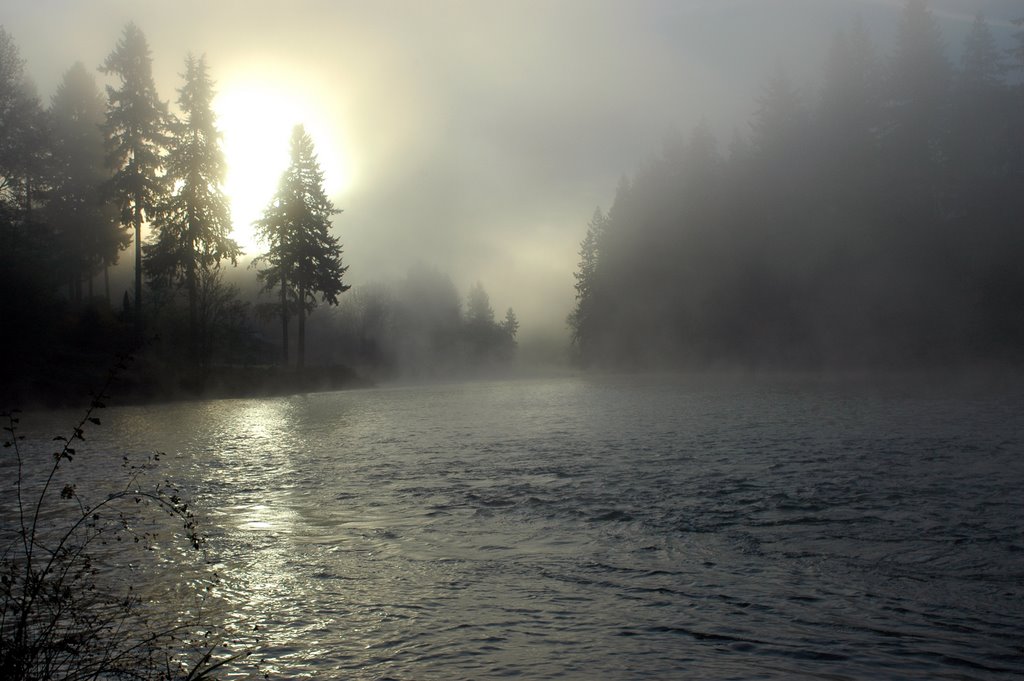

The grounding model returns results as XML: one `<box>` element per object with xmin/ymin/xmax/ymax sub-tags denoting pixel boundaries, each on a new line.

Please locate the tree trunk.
<box><xmin>280</xmin><ymin>277</ymin><xmax>289</xmax><ymax>366</ymax></box>
<box><xmin>24</xmin><ymin>176</ymin><xmax>32</xmax><ymax>223</ymax></box>
<box><xmin>103</xmin><ymin>266</ymin><xmax>110</xmax><ymax>305</ymax></box>
<box><xmin>297</xmin><ymin>285</ymin><xmax>306</xmax><ymax>371</ymax></box>
<box><xmin>198</xmin><ymin>273</ymin><xmax>210</xmax><ymax>371</ymax></box>
<box><xmin>186</xmin><ymin>262</ymin><xmax>198</xmax><ymax>363</ymax></box>
<box><xmin>133</xmin><ymin>198</ymin><xmax>142</xmax><ymax>333</ymax></box>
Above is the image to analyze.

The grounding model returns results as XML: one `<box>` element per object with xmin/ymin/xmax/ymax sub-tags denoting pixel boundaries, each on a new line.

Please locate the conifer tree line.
<box><xmin>0</xmin><ymin>22</ymin><xmax>349</xmax><ymax>379</ymax></box>
<box><xmin>1</xmin><ymin>21</ymin><xmax>520</xmax><ymax>398</ymax></box>
<box><xmin>569</xmin><ymin>4</ymin><xmax>1024</xmax><ymax>369</ymax></box>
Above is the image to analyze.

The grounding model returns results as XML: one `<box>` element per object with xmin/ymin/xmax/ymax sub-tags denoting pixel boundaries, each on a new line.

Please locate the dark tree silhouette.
<box><xmin>961</xmin><ymin>12</ymin><xmax>1004</xmax><ymax>89</ymax></box>
<box><xmin>146</xmin><ymin>54</ymin><xmax>240</xmax><ymax>363</ymax></box>
<box><xmin>0</xmin><ymin>29</ymin><xmax>26</xmax><ymax>197</ymax></box>
<box><xmin>0</xmin><ymin>27</ymin><xmax>57</xmax><ymax>368</ymax></box>
<box><xmin>466</xmin><ymin>281</ymin><xmax>494</xmax><ymax>327</ymax></box>
<box><xmin>501</xmin><ymin>308</ymin><xmax>519</xmax><ymax>340</ymax></box>
<box><xmin>255</xmin><ymin>124</ymin><xmax>349</xmax><ymax>369</ymax></box>
<box><xmin>1013</xmin><ymin>18</ymin><xmax>1024</xmax><ymax>70</ymax></box>
<box><xmin>48</xmin><ymin>62</ymin><xmax>124</xmax><ymax>302</ymax></box>
<box><xmin>464</xmin><ymin>282</ymin><xmax>517</xmax><ymax>364</ymax></box>
<box><xmin>100</xmin><ymin>22</ymin><xmax>169</xmax><ymax>331</ymax></box>
<box><xmin>0</xmin><ymin>27</ymin><xmax>48</xmax><ymax>231</ymax></box>
<box><xmin>567</xmin><ymin>208</ymin><xmax>606</xmax><ymax>363</ymax></box>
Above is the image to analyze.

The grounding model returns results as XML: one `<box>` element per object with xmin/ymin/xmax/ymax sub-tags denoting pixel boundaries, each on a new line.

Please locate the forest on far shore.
<box><xmin>0</xmin><ymin>23</ymin><xmax>520</xmax><ymax>406</ymax></box>
<box><xmin>569</xmin><ymin>5</ymin><xmax>1024</xmax><ymax>371</ymax></box>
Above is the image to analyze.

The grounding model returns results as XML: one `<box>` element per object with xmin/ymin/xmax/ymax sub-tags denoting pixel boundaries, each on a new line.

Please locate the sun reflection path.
<box><xmin>188</xmin><ymin>392</ymin><xmax>420</xmax><ymax>674</ymax></box>
<box><xmin>198</xmin><ymin>398</ymin><xmax>316</xmax><ymax>669</ymax></box>
<box><xmin>208</xmin><ymin>400</ymin><xmax>303</xmax><ymax>531</ymax></box>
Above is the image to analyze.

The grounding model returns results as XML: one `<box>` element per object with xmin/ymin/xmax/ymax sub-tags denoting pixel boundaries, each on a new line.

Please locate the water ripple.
<box><xmin>15</xmin><ymin>375</ymin><xmax>1024</xmax><ymax>678</ymax></box>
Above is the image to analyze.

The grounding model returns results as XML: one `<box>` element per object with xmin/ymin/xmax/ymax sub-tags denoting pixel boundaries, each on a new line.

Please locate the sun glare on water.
<box><xmin>214</xmin><ymin>81</ymin><xmax>352</xmax><ymax>255</ymax></box>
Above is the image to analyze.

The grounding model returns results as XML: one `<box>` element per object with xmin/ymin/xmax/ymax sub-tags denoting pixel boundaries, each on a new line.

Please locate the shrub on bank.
<box><xmin>0</xmin><ymin>355</ymin><xmax>255</xmax><ymax>679</ymax></box>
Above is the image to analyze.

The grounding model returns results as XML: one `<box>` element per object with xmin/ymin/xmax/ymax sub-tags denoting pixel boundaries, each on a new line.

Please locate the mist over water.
<box><xmin>22</xmin><ymin>375</ymin><xmax>1023</xmax><ymax>678</ymax></box>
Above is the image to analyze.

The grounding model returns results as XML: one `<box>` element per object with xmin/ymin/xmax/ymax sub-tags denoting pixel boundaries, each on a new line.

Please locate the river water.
<box><xmin>11</xmin><ymin>373</ymin><xmax>1024</xmax><ymax>678</ymax></box>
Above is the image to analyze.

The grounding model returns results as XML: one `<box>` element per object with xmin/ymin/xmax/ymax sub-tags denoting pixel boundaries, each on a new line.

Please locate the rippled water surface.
<box><xmin>18</xmin><ymin>374</ymin><xmax>1024</xmax><ymax>678</ymax></box>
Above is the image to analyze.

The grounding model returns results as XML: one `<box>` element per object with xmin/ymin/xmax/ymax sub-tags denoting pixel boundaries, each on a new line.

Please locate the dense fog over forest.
<box><xmin>2</xmin><ymin>0</ymin><xmax>1024</xmax><ymax>401</ymax></box>
<box><xmin>568</xmin><ymin>5</ymin><xmax>1024</xmax><ymax>368</ymax></box>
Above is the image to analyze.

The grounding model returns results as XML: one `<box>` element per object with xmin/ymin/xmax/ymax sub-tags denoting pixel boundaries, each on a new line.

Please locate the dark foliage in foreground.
<box><xmin>1</xmin><ymin>357</ymin><xmax>255</xmax><ymax>679</ymax></box>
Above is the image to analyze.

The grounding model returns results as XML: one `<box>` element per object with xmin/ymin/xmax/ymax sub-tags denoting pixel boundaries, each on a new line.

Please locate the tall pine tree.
<box><xmin>147</xmin><ymin>54</ymin><xmax>240</xmax><ymax>362</ymax></box>
<box><xmin>101</xmin><ymin>22</ymin><xmax>169</xmax><ymax>330</ymax></box>
<box><xmin>0</xmin><ymin>27</ymin><xmax>55</xmax><ymax>365</ymax></box>
<box><xmin>0</xmin><ymin>27</ymin><xmax>48</xmax><ymax>234</ymax></box>
<box><xmin>48</xmin><ymin>62</ymin><xmax>124</xmax><ymax>302</ymax></box>
<box><xmin>567</xmin><ymin>207</ymin><xmax>607</xmax><ymax>363</ymax></box>
<box><xmin>255</xmin><ymin>125</ymin><xmax>349</xmax><ymax>369</ymax></box>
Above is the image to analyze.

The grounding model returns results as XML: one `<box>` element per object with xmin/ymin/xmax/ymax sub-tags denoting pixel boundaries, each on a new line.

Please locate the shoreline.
<box><xmin>2</xmin><ymin>361</ymin><xmax>374</xmax><ymax>411</ymax></box>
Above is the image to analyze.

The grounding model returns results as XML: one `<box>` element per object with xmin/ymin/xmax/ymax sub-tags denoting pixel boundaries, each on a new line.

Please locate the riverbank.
<box><xmin>122</xmin><ymin>363</ymin><xmax>373</xmax><ymax>403</ymax></box>
<box><xmin>2</xmin><ymin>354</ymin><xmax>371</xmax><ymax>410</ymax></box>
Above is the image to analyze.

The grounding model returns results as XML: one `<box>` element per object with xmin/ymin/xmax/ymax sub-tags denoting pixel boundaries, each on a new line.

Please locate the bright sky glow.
<box><xmin>215</xmin><ymin>77</ymin><xmax>352</xmax><ymax>254</ymax></box>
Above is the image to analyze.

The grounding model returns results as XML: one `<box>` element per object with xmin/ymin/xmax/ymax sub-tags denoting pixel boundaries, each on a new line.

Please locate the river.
<box><xmin>9</xmin><ymin>373</ymin><xmax>1024</xmax><ymax>678</ymax></box>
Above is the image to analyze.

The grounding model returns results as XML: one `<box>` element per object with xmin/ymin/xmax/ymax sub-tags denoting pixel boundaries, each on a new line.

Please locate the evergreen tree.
<box><xmin>0</xmin><ymin>27</ymin><xmax>57</xmax><ymax>366</ymax></box>
<box><xmin>960</xmin><ymin>12</ymin><xmax>1004</xmax><ymax>91</ymax></box>
<box><xmin>501</xmin><ymin>307</ymin><xmax>519</xmax><ymax>340</ymax></box>
<box><xmin>48</xmin><ymin>62</ymin><xmax>123</xmax><ymax>302</ymax></box>
<box><xmin>0</xmin><ymin>27</ymin><xmax>52</xmax><ymax>284</ymax></box>
<box><xmin>567</xmin><ymin>208</ymin><xmax>607</xmax><ymax>363</ymax></box>
<box><xmin>1008</xmin><ymin>17</ymin><xmax>1024</xmax><ymax>207</ymax></box>
<box><xmin>0</xmin><ymin>27</ymin><xmax>48</xmax><ymax>230</ymax></box>
<box><xmin>254</xmin><ymin>124</ymin><xmax>349</xmax><ymax>369</ymax></box>
<box><xmin>1011</xmin><ymin>18</ymin><xmax>1024</xmax><ymax>71</ymax></box>
<box><xmin>465</xmin><ymin>281</ymin><xmax>494</xmax><ymax>327</ymax></box>
<box><xmin>0</xmin><ymin>28</ymin><xmax>25</xmax><ymax>201</ymax></box>
<box><xmin>464</xmin><ymin>282</ymin><xmax>514</xmax><ymax>363</ymax></box>
<box><xmin>146</xmin><ymin>54</ymin><xmax>240</xmax><ymax>363</ymax></box>
<box><xmin>100</xmin><ymin>22</ymin><xmax>170</xmax><ymax>331</ymax></box>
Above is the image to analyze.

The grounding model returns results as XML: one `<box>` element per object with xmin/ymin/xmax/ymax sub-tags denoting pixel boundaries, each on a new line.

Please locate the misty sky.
<box><xmin>2</xmin><ymin>0</ymin><xmax>1020</xmax><ymax>336</ymax></box>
